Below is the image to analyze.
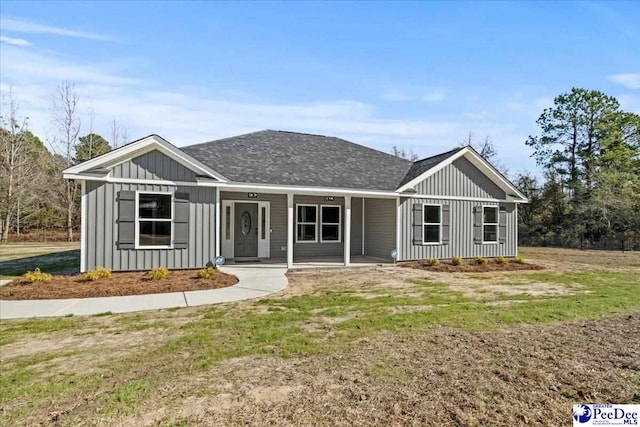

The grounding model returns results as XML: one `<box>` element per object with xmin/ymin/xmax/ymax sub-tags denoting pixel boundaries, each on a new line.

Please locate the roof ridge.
<box><xmin>412</xmin><ymin>146</ymin><xmax>463</xmax><ymax>164</ymax></box>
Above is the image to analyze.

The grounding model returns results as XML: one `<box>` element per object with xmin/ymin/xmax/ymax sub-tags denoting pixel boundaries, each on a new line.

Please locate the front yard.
<box><xmin>1</xmin><ymin>246</ymin><xmax>639</xmax><ymax>426</ymax></box>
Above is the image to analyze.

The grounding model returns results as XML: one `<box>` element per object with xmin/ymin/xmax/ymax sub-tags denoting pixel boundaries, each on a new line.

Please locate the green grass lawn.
<box><xmin>0</xmin><ymin>243</ymin><xmax>79</xmax><ymax>278</ymax></box>
<box><xmin>1</xmin><ymin>246</ymin><xmax>639</xmax><ymax>425</ymax></box>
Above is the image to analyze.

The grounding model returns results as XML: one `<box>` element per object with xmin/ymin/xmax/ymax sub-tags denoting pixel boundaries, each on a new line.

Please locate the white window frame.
<box><xmin>135</xmin><ymin>191</ymin><xmax>174</xmax><ymax>249</ymax></box>
<box><xmin>482</xmin><ymin>205</ymin><xmax>499</xmax><ymax>244</ymax></box>
<box><xmin>296</xmin><ymin>204</ymin><xmax>318</xmax><ymax>243</ymax></box>
<box><xmin>320</xmin><ymin>204</ymin><xmax>342</xmax><ymax>243</ymax></box>
<box><xmin>422</xmin><ymin>203</ymin><xmax>442</xmax><ymax>245</ymax></box>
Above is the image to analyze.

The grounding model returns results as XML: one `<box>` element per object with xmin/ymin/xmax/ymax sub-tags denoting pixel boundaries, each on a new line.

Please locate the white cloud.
<box><xmin>0</xmin><ymin>16</ymin><xmax>112</xmax><ymax>41</ymax></box>
<box><xmin>607</xmin><ymin>73</ymin><xmax>640</xmax><ymax>90</ymax></box>
<box><xmin>420</xmin><ymin>90</ymin><xmax>446</xmax><ymax>102</ymax></box>
<box><xmin>383</xmin><ymin>89</ymin><xmax>446</xmax><ymax>103</ymax></box>
<box><xmin>0</xmin><ymin>35</ymin><xmax>31</xmax><ymax>46</ymax></box>
<box><xmin>0</xmin><ymin>39</ymin><xmax>539</xmax><ymax>174</ymax></box>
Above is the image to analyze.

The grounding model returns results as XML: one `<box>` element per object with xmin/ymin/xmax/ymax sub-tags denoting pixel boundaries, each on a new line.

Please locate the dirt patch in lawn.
<box><xmin>109</xmin><ymin>313</ymin><xmax>640</xmax><ymax>427</ymax></box>
<box><xmin>0</xmin><ymin>270</ymin><xmax>238</xmax><ymax>300</ymax></box>
<box><xmin>401</xmin><ymin>259</ymin><xmax>544</xmax><ymax>272</ymax></box>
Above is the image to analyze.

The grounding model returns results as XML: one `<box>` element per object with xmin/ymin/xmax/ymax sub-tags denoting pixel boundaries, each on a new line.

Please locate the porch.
<box><xmin>224</xmin><ymin>255</ymin><xmax>393</xmax><ymax>269</ymax></box>
<box><xmin>218</xmin><ymin>191</ymin><xmax>397</xmax><ymax>268</ymax></box>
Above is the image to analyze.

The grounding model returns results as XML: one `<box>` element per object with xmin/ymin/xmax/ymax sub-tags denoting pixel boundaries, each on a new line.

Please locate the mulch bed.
<box><xmin>401</xmin><ymin>259</ymin><xmax>544</xmax><ymax>272</ymax></box>
<box><xmin>0</xmin><ymin>270</ymin><xmax>239</xmax><ymax>300</ymax></box>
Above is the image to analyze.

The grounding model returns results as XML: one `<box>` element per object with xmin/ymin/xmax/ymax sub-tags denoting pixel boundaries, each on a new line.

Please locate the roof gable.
<box><xmin>398</xmin><ymin>147</ymin><xmax>527</xmax><ymax>202</ymax></box>
<box><xmin>111</xmin><ymin>149</ymin><xmax>198</xmax><ymax>182</ymax></box>
<box><xmin>63</xmin><ymin>135</ymin><xmax>227</xmax><ymax>182</ymax></box>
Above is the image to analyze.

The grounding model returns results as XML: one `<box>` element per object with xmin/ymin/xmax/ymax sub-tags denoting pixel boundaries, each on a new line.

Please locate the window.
<box><xmin>225</xmin><ymin>205</ymin><xmax>231</xmax><ymax>240</ymax></box>
<box><xmin>483</xmin><ymin>206</ymin><xmax>498</xmax><ymax>243</ymax></box>
<box><xmin>321</xmin><ymin>205</ymin><xmax>341</xmax><ymax>242</ymax></box>
<box><xmin>423</xmin><ymin>204</ymin><xmax>441</xmax><ymax>244</ymax></box>
<box><xmin>261</xmin><ymin>206</ymin><xmax>266</xmax><ymax>240</ymax></box>
<box><xmin>296</xmin><ymin>204</ymin><xmax>317</xmax><ymax>242</ymax></box>
<box><xmin>137</xmin><ymin>193</ymin><xmax>172</xmax><ymax>247</ymax></box>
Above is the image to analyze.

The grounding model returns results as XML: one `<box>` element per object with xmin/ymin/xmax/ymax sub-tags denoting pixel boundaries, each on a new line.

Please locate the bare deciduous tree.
<box><xmin>0</xmin><ymin>89</ymin><xmax>41</xmax><ymax>243</ymax></box>
<box><xmin>53</xmin><ymin>81</ymin><xmax>81</xmax><ymax>242</ymax></box>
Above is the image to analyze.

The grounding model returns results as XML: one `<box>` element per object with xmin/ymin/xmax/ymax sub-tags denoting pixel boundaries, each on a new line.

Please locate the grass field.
<box><xmin>1</xmin><ymin>246</ymin><xmax>639</xmax><ymax>426</ymax></box>
<box><xmin>0</xmin><ymin>243</ymin><xmax>80</xmax><ymax>278</ymax></box>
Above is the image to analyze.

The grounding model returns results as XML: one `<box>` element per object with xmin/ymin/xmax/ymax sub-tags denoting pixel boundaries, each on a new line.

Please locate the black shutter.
<box><xmin>117</xmin><ymin>191</ymin><xmax>136</xmax><ymax>249</ymax></box>
<box><xmin>473</xmin><ymin>205</ymin><xmax>483</xmax><ymax>244</ymax></box>
<box><xmin>441</xmin><ymin>204</ymin><xmax>450</xmax><ymax>245</ymax></box>
<box><xmin>412</xmin><ymin>203</ymin><xmax>423</xmax><ymax>245</ymax></box>
<box><xmin>174</xmin><ymin>192</ymin><xmax>190</xmax><ymax>249</ymax></box>
<box><xmin>499</xmin><ymin>205</ymin><xmax>507</xmax><ymax>244</ymax></box>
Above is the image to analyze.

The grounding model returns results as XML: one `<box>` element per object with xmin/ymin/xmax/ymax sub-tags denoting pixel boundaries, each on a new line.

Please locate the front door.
<box><xmin>234</xmin><ymin>203</ymin><xmax>258</xmax><ymax>257</ymax></box>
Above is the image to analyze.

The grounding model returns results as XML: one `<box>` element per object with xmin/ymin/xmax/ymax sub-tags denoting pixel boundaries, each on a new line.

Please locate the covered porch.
<box><xmin>218</xmin><ymin>190</ymin><xmax>397</xmax><ymax>268</ymax></box>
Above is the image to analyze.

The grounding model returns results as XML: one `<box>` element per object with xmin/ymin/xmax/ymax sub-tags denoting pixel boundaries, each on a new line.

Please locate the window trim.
<box><xmin>482</xmin><ymin>205</ymin><xmax>499</xmax><ymax>244</ymax></box>
<box><xmin>295</xmin><ymin>203</ymin><xmax>318</xmax><ymax>243</ymax></box>
<box><xmin>320</xmin><ymin>204</ymin><xmax>342</xmax><ymax>243</ymax></box>
<box><xmin>134</xmin><ymin>191</ymin><xmax>174</xmax><ymax>249</ymax></box>
<box><xmin>422</xmin><ymin>203</ymin><xmax>442</xmax><ymax>245</ymax></box>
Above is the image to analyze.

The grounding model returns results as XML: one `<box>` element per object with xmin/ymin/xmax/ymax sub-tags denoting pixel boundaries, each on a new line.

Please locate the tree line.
<box><xmin>2</xmin><ymin>85</ymin><xmax>639</xmax><ymax>249</ymax></box>
<box><xmin>0</xmin><ymin>82</ymin><xmax>116</xmax><ymax>243</ymax></box>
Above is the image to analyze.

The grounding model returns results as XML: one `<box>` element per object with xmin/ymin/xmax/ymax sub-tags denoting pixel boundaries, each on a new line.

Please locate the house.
<box><xmin>63</xmin><ymin>130</ymin><xmax>528</xmax><ymax>272</ymax></box>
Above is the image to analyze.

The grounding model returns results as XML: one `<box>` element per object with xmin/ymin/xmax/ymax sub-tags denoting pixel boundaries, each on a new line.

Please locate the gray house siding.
<box><xmin>399</xmin><ymin>155</ymin><xmax>517</xmax><ymax>260</ymax></box>
<box><xmin>413</xmin><ymin>157</ymin><xmax>506</xmax><ymax>199</ymax></box>
<box><xmin>111</xmin><ymin>150</ymin><xmax>198</xmax><ymax>182</ymax></box>
<box><xmin>351</xmin><ymin>197</ymin><xmax>363</xmax><ymax>256</ymax></box>
<box><xmin>398</xmin><ymin>197</ymin><xmax>517</xmax><ymax>260</ymax></box>
<box><xmin>84</xmin><ymin>181</ymin><xmax>216</xmax><ymax>271</ymax></box>
<box><xmin>293</xmin><ymin>195</ymin><xmax>344</xmax><ymax>258</ymax></box>
<box><xmin>220</xmin><ymin>191</ymin><xmax>288</xmax><ymax>259</ymax></box>
<box><xmin>363</xmin><ymin>198</ymin><xmax>396</xmax><ymax>260</ymax></box>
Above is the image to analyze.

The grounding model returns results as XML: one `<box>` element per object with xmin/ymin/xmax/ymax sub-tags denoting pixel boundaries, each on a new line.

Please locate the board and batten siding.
<box><xmin>398</xmin><ymin>198</ymin><xmax>517</xmax><ymax>260</ymax></box>
<box><xmin>111</xmin><ymin>150</ymin><xmax>198</xmax><ymax>182</ymax></box>
<box><xmin>363</xmin><ymin>198</ymin><xmax>396</xmax><ymax>260</ymax></box>
<box><xmin>414</xmin><ymin>157</ymin><xmax>506</xmax><ymax>199</ymax></box>
<box><xmin>399</xmin><ymin>156</ymin><xmax>517</xmax><ymax>260</ymax></box>
<box><xmin>84</xmin><ymin>181</ymin><xmax>217</xmax><ymax>271</ymax></box>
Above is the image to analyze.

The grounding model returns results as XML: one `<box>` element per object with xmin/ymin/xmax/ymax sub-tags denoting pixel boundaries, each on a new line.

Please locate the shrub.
<box><xmin>494</xmin><ymin>256</ymin><xmax>508</xmax><ymax>265</ymax></box>
<box><xmin>513</xmin><ymin>256</ymin><xmax>526</xmax><ymax>264</ymax></box>
<box><xmin>148</xmin><ymin>267</ymin><xmax>169</xmax><ymax>281</ymax></box>
<box><xmin>424</xmin><ymin>258</ymin><xmax>440</xmax><ymax>267</ymax></box>
<box><xmin>473</xmin><ymin>256</ymin><xmax>488</xmax><ymax>265</ymax></box>
<box><xmin>23</xmin><ymin>267</ymin><xmax>52</xmax><ymax>283</ymax></box>
<box><xmin>197</xmin><ymin>267</ymin><xmax>219</xmax><ymax>279</ymax></box>
<box><xmin>83</xmin><ymin>267</ymin><xmax>112</xmax><ymax>281</ymax></box>
<box><xmin>451</xmin><ymin>256</ymin><xmax>463</xmax><ymax>266</ymax></box>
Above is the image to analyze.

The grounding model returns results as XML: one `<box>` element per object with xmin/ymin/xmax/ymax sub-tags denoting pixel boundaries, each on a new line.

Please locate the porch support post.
<box><xmin>215</xmin><ymin>187</ymin><xmax>220</xmax><ymax>258</ymax></box>
<box><xmin>344</xmin><ymin>196</ymin><xmax>351</xmax><ymax>266</ymax></box>
<box><xmin>287</xmin><ymin>193</ymin><xmax>294</xmax><ymax>268</ymax></box>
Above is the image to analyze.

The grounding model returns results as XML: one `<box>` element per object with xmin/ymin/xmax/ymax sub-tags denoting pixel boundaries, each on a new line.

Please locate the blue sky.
<box><xmin>1</xmin><ymin>1</ymin><xmax>639</xmax><ymax>176</ymax></box>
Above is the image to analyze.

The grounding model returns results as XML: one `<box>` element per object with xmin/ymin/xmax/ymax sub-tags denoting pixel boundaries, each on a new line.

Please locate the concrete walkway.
<box><xmin>0</xmin><ymin>265</ymin><xmax>288</xmax><ymax>320</ymax></box>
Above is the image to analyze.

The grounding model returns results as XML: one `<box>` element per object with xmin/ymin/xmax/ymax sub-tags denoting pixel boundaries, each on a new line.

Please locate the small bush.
<box><xmin>23</xmin><ymin>267</ymin><xmax>52</xmax><ymax>283</ymax></box>
<box><xmin>83</xmin><ymin>267</ymin><xmax>112</xmax><ymax>281</ymax></box>
<box><xmin>473</xmin><ymin>256</ymin><xmax>488</xmax><ymax>265</ymax></box>
<box><xmin>513</xmin><ymin>256</ymin><xmax>526</xmax><ymax>264</ymax></box>
<box><xmin>451</xmin><ymin>257</ymin><xmax>463</xmax><ymax>266</ymax></box>
<box><xmin>197</xmin><ymin>267</ymin><xmax>219</xmax><ymax>279</ymax></box>
<box><xmin>148</xmin><ymin>267</ymin><xmax>169</xmax><ymax>281</ymax></box>
<box><xmin>424</xmin><ymin>258</ymin><xmax>440</xmax><ymax>267</ymax></box>
<box><xmin>494</xmin><ymin>257</ymin><xmax>508</xmax><ymax>265</ymax></box>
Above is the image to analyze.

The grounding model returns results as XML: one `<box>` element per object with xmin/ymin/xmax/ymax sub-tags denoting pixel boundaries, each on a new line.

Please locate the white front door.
<box><xmin>221</xmin><ymin>200</ymin><xmax>270</xmax><ymax>259</ymax></box>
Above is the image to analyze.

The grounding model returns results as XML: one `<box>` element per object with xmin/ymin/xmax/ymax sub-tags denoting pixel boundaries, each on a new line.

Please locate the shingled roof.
<box><xmin>182</xmin><ymin>130</ymin><xmax>416</xmax><ymax>191</ymax></box>
<box><xmin>398</xmin><ymin>147</ymin><xmax>464</xmax><ymax>187</ymax></box>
